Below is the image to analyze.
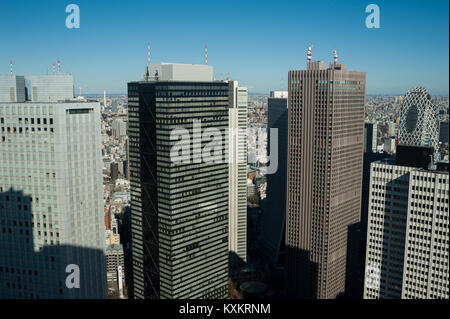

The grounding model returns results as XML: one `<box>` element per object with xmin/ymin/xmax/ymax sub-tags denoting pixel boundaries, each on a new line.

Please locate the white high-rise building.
<box><xmin>388</xmin><ymin>121</ymin><xmax>397</xmax><ymax>137</ymax></box>
<box><xmin>112</xmin><ymin>118</ymin><xmax>127</xmax><ymax>138</ymax></box>
<box><xmin>383</xmin><ymin>137</ymin><xmax>396</xmax><ymax>154</ymax></box>
<box><xmin>364</xmin><ymin>160</ymin><xmax>449</xmax><ymax>299</ymax></box>
<box><xmin>0</xmin><ymin>75</ymin><xmax>26</xmax><ymax>102</ymax></box>
<box><xmin>227</xmin><ymin>80</ymin><xmax>248</xmax><ymax>266</ymax></box>
<box><xmin>25</xmin><ymin>74</ymin><xmax>74</xmax><ymax>102</ymax></box>
<box><xmin>399</xmin><ymin>87</ymin><xmax>439</xmax><ymax>161</ymax></box>
<box><xmin>0</xmin><ymin>77</ymin><xmax>106</xmax><ymax>298</ymax></box>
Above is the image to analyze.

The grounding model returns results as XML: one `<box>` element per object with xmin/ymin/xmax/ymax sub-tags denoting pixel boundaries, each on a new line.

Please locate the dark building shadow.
<box><xmin>377</xmin><ymin>177</ymin><xmax>408</xmax><ymax>298</ymax></box>
<box><xmin>119</xmin><ymin>205</ymin><xmax>133</xmax><ymax>299</ymax></box>
<box><xmin>0</xmin><ymin>188</ymin><xmax>107</xmax><ymax>299</ymax></box>
<box><xmin>228</xmin><ymin>251</ymin><xmax>247</xmax><ymax>275</ymax></box>
<box><xmin>284</xmin><ymin>246</ymin><xmax>319</xmax><ymax>299</ymax></box>
<box><xmin>258</xmin><ymin>100</ymin><xmax>288</xmax><ymax>265</ymax></box>
<box><xmin>342</xmin><ymin>222</ymin><xmax>364</xmax><ymax>299</ymax></box>
<box><xmin>228</xmin><ymin>251</ymin><xmax>270</xmax><ymax>299</ymax></box>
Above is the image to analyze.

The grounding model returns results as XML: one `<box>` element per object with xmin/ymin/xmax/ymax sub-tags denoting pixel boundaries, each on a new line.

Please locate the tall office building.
<box><xmin>399</xmin><ymin>87</ymin><xmax>439</xmax><ymax>161</ymax></box>
<box><xmin>286</xmin><ymin>61</ymin><xmax>366</xmax><ymax>298</ymax></box>
<box><xmin>364</xmin><ymin>148</ymin><xmax>449</xmax><ymax>299</ymax></box>
<box><xmin>112</xmin><ymin>118</ymin><xmax>127</xmax><ymax>138</ymax></box>
<box><xmin>259</xmin><ymin>91</ymin><xmax>288</xmax><ymax>264</ymax></box>
<box><xmin>125</xmin><ymin>137</ymin><xmax>130</xmax><ymax>179</ymax></box>
<box><xmin>384</xmin><ymin>137</ymin><xmax>396</xmax><ymax>154</ymax></box>
<box><xmin>110</xmin><ymin>162</ymin><xmax>119</xmax><ymax>182</ymax></box>
<box><xmin>129</xmin><ymin>63</ymin><xmax>229</xmax><ymax>299</ymax></box>
<box><xmin>388</xmin><ymin>121</ymin><xmax>396</xmax><ymax>137</ymax></box>
<box><xmin>359</xmin><ymin>116</ymin><xmax>392</xmax><ymax>299</ymax></box>
<box><xmin>439</xmin><ymin>121</ymin><xmax>449</xmax><ymax>144</ymax></box>
<box><xmin>228</xmin><ymin>80</ymin><xmax>248</xmax><ymax>267</ymax></box>
<box><xmin>0</xmin><ymin>75</ymin><xmax>106</xmax><ymax>298</ymax></box>
<box><xmin>364</xmin><ymin>122</ymin><xmax>377</xmax><ymax>153</ymax></box>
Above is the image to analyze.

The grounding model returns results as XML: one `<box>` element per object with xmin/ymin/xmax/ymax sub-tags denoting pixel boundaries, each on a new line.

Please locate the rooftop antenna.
<box><xmin>9</xmin><ymin>60</ymin><xmax>13</xmax><ymax>75</ymax></box>
<box><xmin>307</xmin><ymin>45</ymin><xmax>313</xmax><ymax>63</ymax></box>
<box><xmin>143</xmin><ymin>42</ymin><xmax>151</xmax><ymax>81</ymax></box>
<box><xmin>333</xmin><ymin>50</ymin><xmax>338</xmax><ymax>64</ymax></box>
<box><xmin>205</xmin><ymin>45</ymin><xmax>207</xmax><ymax>65</ymax></box>
<box><xmin>57</xmin><ymin>60</ymin><xmax>61</xmax><ymax>73</ymax></box>
<box><xmin>52</xmin><ymin>63</ymin><xmax>55</xmax><ymax>75</ymax></box>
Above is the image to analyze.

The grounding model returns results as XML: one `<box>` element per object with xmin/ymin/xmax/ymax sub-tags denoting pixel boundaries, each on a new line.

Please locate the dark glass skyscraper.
<box><xmin>259</xmin><ymin>93</ymin><xmax>288</xmax><ymax>264</ymax></box>
<box><xmin>128</xmin><ymin>66</ymin><xmax>230</xmax><ymax>299</ymax></box>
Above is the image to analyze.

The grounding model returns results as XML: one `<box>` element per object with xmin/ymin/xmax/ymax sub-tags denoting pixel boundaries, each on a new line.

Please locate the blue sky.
<box><xmin>0</xmin><ymin>0</ymin><xmax>448</xmax><ymax>94</ymax></box>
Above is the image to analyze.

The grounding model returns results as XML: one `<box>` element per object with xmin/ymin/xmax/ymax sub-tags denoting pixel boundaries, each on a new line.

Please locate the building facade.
<box><xmin>364</xmin><ymin>160</ymin><xmax>449</xmax><ymax>299</ymax></box>
<box><xmin>129</xmin><ymin>65</ymin><xmax>230</xmax><ymax>299</ymax></box>
<box><xmin>0</xmin><ymin>89</ymin><xmax>106</xmax><ymax>298</ymax></box>
<box><xmin>0</xmin><ymin>75</ymin><xmax>26</xmax><ymax>103</ymax></box>
<box><xmin>286</xmin><ymin>61</ymin><xmax>366</xmax><ymax>298</ymax></box>
<box><xmin>399</xmin><ymin>87</ymin><xmax>439</xmax><ymax>161</ymax></box>
<box><xmin>364</xmin><ymin>122</ymin><xmax>377</xmax><ymax>153</ymax></box>
<box><xmin>228</xmin><ymin>81</ymin><xmax>248</xmax><ymax>267</ymax></box>
<box><xmin>25</xmin><ymin>75</ymin><xmax>74</xmax><ymax>102</ymax></box>
<box><xmin>439</xmin><ymin>121</ymin><xmax>449</xmax><ymax>145</ymax></box>
<box><xmin>112</xmin><ymin>118</ymin><xmax>127</xmax><ymax>138</ymax></box>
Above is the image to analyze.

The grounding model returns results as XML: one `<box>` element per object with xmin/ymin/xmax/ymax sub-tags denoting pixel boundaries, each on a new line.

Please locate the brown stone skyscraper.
<box><xmin>285</xmin><ymin>61</ymin><xmax>366</xmax><ymax>298</ymax></box>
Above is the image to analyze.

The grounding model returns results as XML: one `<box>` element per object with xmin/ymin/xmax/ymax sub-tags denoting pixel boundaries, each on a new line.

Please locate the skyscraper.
<box><xmin>399</xmin><ymin>87</ymin><xmax>439</xmax><ymax>161</ymax></box>
<box><xmin>439</xmin><ymin>121</ymin><xmax>449</xmax><ymax>145</ymax></box>
<box><xmin>286</xmin><ymin>60</ymin><xmax>366</xmax><ymax>298</ymax></box>
<box><xmin>259</xmin><ymin>91</ymin><xmax>288</xmax><ymax>264</ymax></box>
<box><xmin>364</xmin><ymin>122</ymin><xmax>377</xmax><ymax>153</ymax></box>
<box><xmin>129</xmin><ymin>63</ymin><xmax>229</xmax><ymax>299</ymax></box>
<box><xmin>0</xmin><ymin>74</ymin><xmax>106</xmax><ymax>298</ymax></box>
<box><xmin>364</xmin><ymin>149</ymin><xmax>449</xmax><ymax>299</ymax></box>
<box><xmin>112</xmin><ymin>118</ymin><xmax>127</xmax><ymax>138</ymax></box>
<box><xmin>360</xmin><ymin>122</ymin><xmax>393</xmax><ymax>299</ymax></box>
<box><xmin>228</xmin><ymin>80</ymin><xmax>248</xmax><ymax>267</ymax></box>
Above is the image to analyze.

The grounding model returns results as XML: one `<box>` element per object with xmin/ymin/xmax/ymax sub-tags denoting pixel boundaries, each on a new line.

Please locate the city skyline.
<box><xmin>0</xmin><ymin>0</ymin><xmax>449</xmax><ymax>95</ymax></box>
<box><xmin>0</xmin><ymin>0</ymin><xmax>448</xmax><ymax>304</ymax></box>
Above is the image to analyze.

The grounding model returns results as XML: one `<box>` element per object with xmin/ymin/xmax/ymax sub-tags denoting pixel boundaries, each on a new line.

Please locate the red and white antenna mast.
<box><xmin>57</xmin><ymin>60</ymin><xmax>61</xmax><ymax>73</ymax></box>
<box><xmin>333</xmin><ymin>50</ymin><xmax>338</xmax><ymax>64</ymax></box>
<box><xmin>205</xmin><ymin>45</ymin><xmax>207</xmax><ymax>65</ymax></box>
<box><xmin>307</xmin><ymin>45</ymin><xmax>313</xmax><ymax>63</ymax></box>
<box><xmin>52</xmin><ymin>63</ymin><xmax>56</xmax><ymax>75</ymax></box>
<box><xmin>10</xmin><ymin>60</ymin><xmax>13</xmax><ymax>75</ymax></box>
<box><xmin>147</xmin><ymin>42</ymin><xmax>151</xmax><ymax>65</ymax></box>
